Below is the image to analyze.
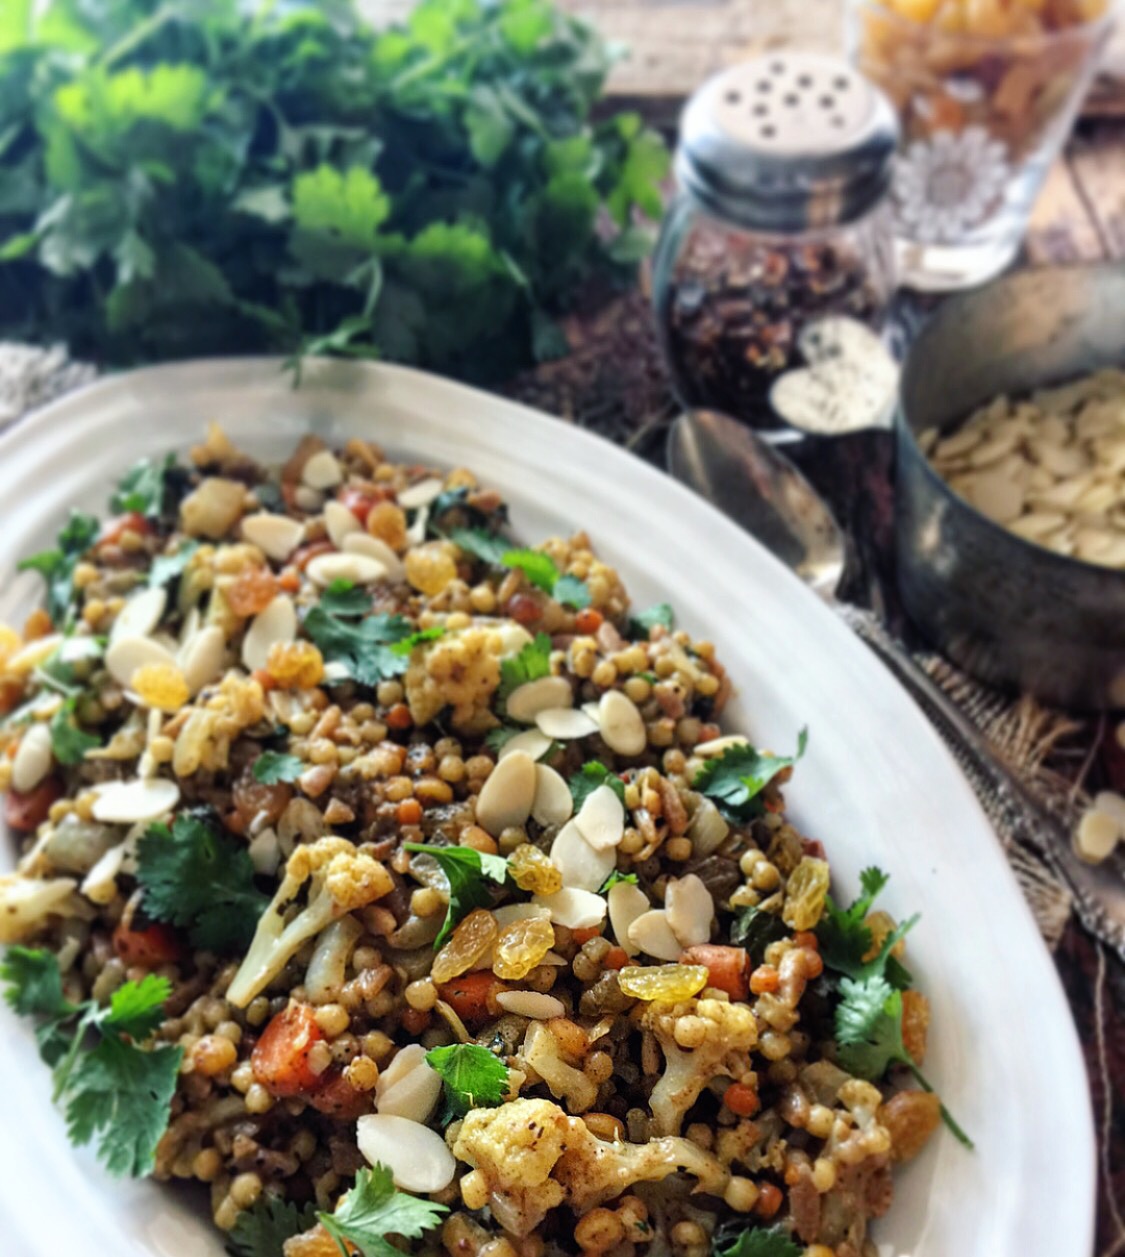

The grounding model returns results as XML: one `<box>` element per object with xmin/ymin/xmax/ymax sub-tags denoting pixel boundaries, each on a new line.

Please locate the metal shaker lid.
<box><xmin>675</xmin><ymin>54</ymin><xmax>899</xmax><ymax>233</ymax></box>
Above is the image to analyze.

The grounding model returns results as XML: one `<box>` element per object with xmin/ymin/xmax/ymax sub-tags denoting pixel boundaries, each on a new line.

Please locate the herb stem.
<box><xmin>907</xmin><ymin>1062</ymin><xmax>974</xmax><ymax>1149</ymax></box>
<box><xmin>99</xmin><ymin>3</ymin><xmax>179</xmax><ymax>68</ymax></box>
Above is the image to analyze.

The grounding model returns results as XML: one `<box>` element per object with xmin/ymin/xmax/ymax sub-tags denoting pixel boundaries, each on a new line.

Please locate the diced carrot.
<box><xmin>307</xmin><ymin>1071</ymin><xmax>373</xmax><ymax>1120</ymax></box>
<box><xmin>98</xmin><ymin>512</ymin><xmax>151</xmax><ymax>547</ymax></box>
<box><xmin>251</xmin><ymin>1003</ymin><xmax>326</xmax><ymax>1097</ymax></box>
<box><xmin>4</xmin><ymin>777</ymin><xmax>62</xmax><ymax>832</ymax></box>
<box><xmin>401</xmin><ymin>1007</ymin><xmax>432</xmax><ymax>1036</ymax></box>
<box><xmin>438</xmin><ymin>972</ymin><xmax>502</xmax><ymax>1028</ymax></box>
<box><xmin>603</xmin><ymin>947</ymin><xmax>630</xmax><ymax>970</ymax></box>
<box><xmin>756</xmin><ymin>1183</ymin><xmax>783</xmax><ymax>1219</ymax></box>
<box><xmin>396</xmin><ymin>798</ymin><xmax>423</xmax><ymax>826</ymax></box>
<box><xmin>278</xmin><ymin>567</ymin><xmax>301</xmax><ymax>593</ymax></box>
<box><xmin>571</xmin><ymin>926</ymin><xmax>602</xmax><ymax>945</ymax></box>
<box><xmin>723</xmin><ymin>1082</ymin><xmax>761</xmax><ymax>1117</ymax></box>
<box><xmin>385</xmin><ymin>703</ymin><xmax>412</xmax><ymax>730</ymax></box>
<box><xmin>574</xmin><ymin>608</ymin><xmax>603</xmax><ymax>635</ymax></box>
<box><xmin>112</xmin><ymin>920</ymin><xmax>185</xmax><ymax>967</ymax></box>
<box><xmin>749</xmin><ymin>964</ymin><xmax>780</xmax><ymax>996</ymax></box>
<box><xmin>680</xmin><ymin>944</ymin><xmax>750</xmax><ymax>1001</ymax></box>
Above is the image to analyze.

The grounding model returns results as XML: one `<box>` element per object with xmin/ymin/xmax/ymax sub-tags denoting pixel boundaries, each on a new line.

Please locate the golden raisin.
<box><xmin>492</xmin><ymin>916</ymin><xmax>555</xmax><ymax>981</ymax></box>
<box><xmin>507</xmin><ymin>843</ymin><xmax>563</xmax><ymax>895</ymax></box>
<box><xmin>226</xmin><ymin>567</ymin><xmax>280</xmax><ymax>616</ymax></box>
<box><xmin>878</xmin><ymin>1090</ymin><xmax>941</xmax><ymax>1162</ymax></box>
<box><xmin>266</xmin><ymin>641</ymin><xmax>325</xmax><ymax>689</ymax></box>
<box><xmin>404</xmin><ymin>543</ymin><xmax>457</xmax><ymax>597</ymax></box>
<box><xmin>431</xmin><ymin>909</ymin><xmax>498</xmax><ymax>985</ymax></box>
<box><xmin>901</xmin><ymin>989</ymin><xmax>930</xmax><ymax>1065</ymax></box>
<box><xmin>131</xmin><ymin>663</ymin><xmax>190</xmax><ymax>712</ymax></box>
<box><xmin>0</xmin><ymin>624</ymin><xmax>21</xmax><ymax>668</ymax></box>
<box><xmin>367</xmin><ymin>501</ymin><xmax>407</xmax><ymax>551</ymax></box>
<box><xmin>616</xmin><ymin>964</ymin><xmax>709</xmax><ymax>1002</ymax></box>
<box><xmin>782</xmin><ymin>856</ymin><xmax>831</xmax><ymax>931</ymax></box>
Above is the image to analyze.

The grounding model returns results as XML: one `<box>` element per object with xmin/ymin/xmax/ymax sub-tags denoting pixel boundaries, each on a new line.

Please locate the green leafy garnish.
<box><xmin>148</xmin><ymin>541</ymin><xmax>199</xmax><ymax>590</ymax></box>
<box><xmin>451</xmin><ymin>527</ymin><xmax>511</xmax><ymax>566</ymax></box>
<box><xmin>694</xmin><ymin>729</ymin><xmax>808</xmax><ymax>823</ymax></box>
<box><xmin>110</xmin><ymin>454</ymin><xmax>176</xmax><ymax>517</ymax></box>
<box><xmin>600</xmin><ymin>869</ymin><xmax>638</xmax><ymax>893</ymax></box>
<box><xmin>318</xmin><ymin>580</ymin><xmax>371</xmax><ymax>616</ymax></box>
<box><xmin>729</xmin><ymin>904</ymin><xmax>788</xmax><ymax>964</ymax></box>
<box><xmin>629</xmin><ymin>603</ymin><xmax>674</xmax><ymax>636</ymax></box>
<box><xmin>48</xmin><ymin>698</ymin><xmax>100</xmax><ymax>765</ymax></box>
<box><xmin>817</xmin><ymin>866</ymin><xmax>915</xmax><ymax>989</ymax></box>
<box><xmin>404</xmin><ymin>843</ymin><xmax>508</xmax><ymax>948</ymax></box>
<box><xmin>252</xmin><ymin>752</ymin><xmax>304</xmax><ymax>785</ymax></box>
<box><xmin>304</xmin><ymin>583</ymin><xmax>414</xmax><ymax>687</ymax></box>
<box><xmin>836</xmin><ymin>974</ymin><xmax>973</xmax><ymax>1149</ymax></box>
<box><xmin>17</xmin><ymin>511</ymin><xmax>99</xmax><ymax>625</ymax></box>
<box><xmin>226</xmin><ymin>1196</ymin><xmax>318</xmax><ymax>1257</ymax></box>
<box><xmin>570</xmin><ymin>761</ymin><xmax>626</xmax><ymax>810</ymax></box>
<box><xmin>136</xmin><ymin>811</ymin><xmax>268</xmax><ymax>953</ymax></box>
<box><xmin>553</xmin><ymin>573</ymin><xmax>592</xmax><ymax>610</ymax></box>
<box><xmin>501</xmin><ymin>549</ymin><xmax>591</xmax><ymax>608</ymax></box>
<box><xmin>497</xmin><ymin>632</ymin><xmax>553</xmax><ymax>708</ymax></box>
<box><xmin>390</xmin><ymin>626</ymin><xmax>447</xmax><ymax>656</ymax></box>
<box><xmin>713</xmin><ymin>1225</ymin><xmax>801</xmax><ymax>1257</ymax></box>
<box><xmin>485</xmin><ymin>725</ymin><xmax>522</xmax><ymax>753</ymax></box>
<box><xmin>425</xmin><ymin>1043</ymin><xmax>509</xmax><ymax>1120</ymax></box>
<box><xmin>318</xmin><ymin>1164</ymin><xmax>448</xmax><ymax>1257</ymax></box>
<box><xmin>1</xmin><ymin>947</ymin><xmax>182</xmax><ymax>1177</ymax></box>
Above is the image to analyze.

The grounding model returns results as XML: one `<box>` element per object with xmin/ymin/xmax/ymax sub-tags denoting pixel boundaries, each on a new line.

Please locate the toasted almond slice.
<box><xmin>476</xmin><ymin>749</ymin><xmax>536</xmax><ymax>836</ymax></box>
<box><xmin>179</xmin><ymin>624</ymin><xmax>226</xmax><ymax>695</ymax></box>
<box><xmin>110</xmin><ymin>587</ymin><xmax>167</xmax><ymax>647</ymax></box>
<box><xmin>105</xmin><ymin>635</ymin><xmax>178</xmax><ymax>689</ymax></box>
<box><xmin>356</xmin><ymin>1113</ymin><xmax>455</xmax><ymax>1193</ymax></box>
<box><xmin>532</xmin><ymin>764</ymin><xmax>574</xmax><ymax>828</ymax></box>
<box><xmin>598</xmin><ymin>690</ymin><xmax>646</xmax><ymax>756</ymax></box>
<box><xmin>608</xmin><ymin>881</ymin><xmax>649</xmax><ymax>957</ymax></box>
<box><xmin>179</xmin><ymin>606</ymin><xmax>201</xmax><ymax>646</ymax></box>
<box><xmin>324</xmin><ymin>500</ymin><xmax>362</xmax><ymax>548</ymax></box>
<box><xmin>1008</xmin><ymin>511</ymin><xmax>1068</xmax><ymax>542</ymax></box>
<box><xmin>495</xmin><ymin>990</ymin><xmax>566</xmax><ymax>1020</ymax></box>
<box><xmin>12</xmin><ymin>723</ymin><xmax>53</xmax><ymax>793</ymax></box>
<box><xmin>664</xmin><ymin>874</ymin><xmax>714</xmax><ymax>948</ymax></box>
<box><xmin>535</xmin><ymin>707</ymin><xmax>598</xmax><ymax>740</ymax></box>
<box><xmin>306</xmin><ymin>552</ymin><xmax>387</xmax><ymax>589</ymax></box>
<box><xmin>1034</xmin><ymin>442</ymin><xmax>1089</xmax><ymax>480</ymax></box>
<box><xmin>343</xmin><ymin>532</ymin><xmax>405</xmax><ymax>577</ymax></box>
<box><xmin>971</xmin><ymin>469</ymin><xmax>1024</xmax><ymax>525</ymax></box>
<box><xmin>91</xmin><ymin>777</ymin><xmax>180</xmax><ymax>825</ymax></box>
<box><xmin>531</xmin><ymin>886</ymin><xmax>608</xmax><ymax>930</ymax></box>
<box><xmin>242</xmin><ymin>594</ymin><xmax>297</xmax><ymax>672</ymax></box>
<box><xmin>7</xmin><ymin>634</ymin><xmax>62</xmax><ymax>676</ymax></box>
<box><xmin>397</xmin><ymin>477</ymin><xmax>444</xmax><ymax>510</ymax></box>
<box><xmin>377</xmin><ymin>1045</ymin><xmax>430</xmax><ymax>1094</ymax></box>
<box><xmin>499</xmin><ymin>729</ymin><xmax>554</xmax><ymax>762</ymax></box>
<box><xmin>240</xmin><ymin>512</ymin><xmax>305</xmax><ymax>562</ymax></box>
<box><xmin>549</xmin><ymin>819</ymin><xmax>616</xmax><ymax>892</ymax></box>
<box><xmin>1074</xmin><ymin>808</ymin><xmax>1120</xmax><ymax>864</ymax></box>
<box><xmin>302</xmin><ymin>449</ymin><xmax>343</xmax><ymax>490</ymax></box>
<box><xmin>935</xmin><ymin>426</ymin><xmax>981</xmax><ymax>459</ymax></box>
<box><xmin>627</xmin><ymin>909</ymin><xmax>683</xmax><ymax>961</ymax></box>
<box><xmin>574</xmin><ymin>784</ymin><xmax>625</xmax><ymax>852</ymax></box>
<box><xmin>376</xmin><ymin>1060</ymin><xmax>442</xmax><ymax>1124</ymax></box>
<box><xmin>507</xmin><ymin>676</ymin><xmax>573</xmax><ymax>724</ymax></box>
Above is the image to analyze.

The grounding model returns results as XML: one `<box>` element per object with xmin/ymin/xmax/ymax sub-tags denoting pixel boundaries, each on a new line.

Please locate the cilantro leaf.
<box><xmin>318</xmin><ymin>1165</ymin><xmax>448</xmax><ymax>1257</ymax></box>
<box><xmin>485</xmin><ymin>725</ymin><xmax>521</xmax><ymax>753</ymax></box>
<box><xmin>390</xmin><ymin>626</ymin><xmax>447</xmax><ymax>656</ymax></box>
<box><xmin>49</xmin><ymin>698</ymin><xmax>100</xmax><ymax>765</ymax></box>
<box><xmin>693</xmin><ymin>729</ymin><xmax>808</xmax><ymax>822</ymax></box>
<box><xmin>100</xmin><ymin>974</ymin><xmax>173</xmax><ymax>1041</ymax></box>
<box><xmin>497</xmin><ymin>632</ymin><xmax>552</xmax><ymax>708</ymax></box>
<box><xmin>426</xmin><ymin>487</ymin><xmax>506</xmax><ymax>536</ymax></box>
<box><xmin>149</xmin><ymin>541</ymin><xmax>199</xmax><ymax>589</ymax></box>
<box><xmin>714</xmin><ymin>1225</ymin><xmax>802</xmax><ymax>1257</ymax></box>
<box><xmin>303</xmin><ymin>585</ymin><xmax>414</xmax><ymax>687</ymax></box>
<box><xmin>502</xmin><ymin>548</ymin><xmax>558</xmax><ymax>593</ymax></box>
<box><xmin>817</xmin><ymin>866</ymin><xmax>916</xmax><ymax>988</ymax></box>
<box><xmin>111</xmin><ymin>454</ymin><xmax>176</xmax><ymax>517</ymax></box>
<box><xmin>136</xmin><ymin>811</ymin><xmax>267</xmax><ymax>953</ymax></box>
<box><xmin>317</xmin><ymin>580</ymin><xmax>371</xmax><ymax>617</ymax></box>
<box><xmin>553</xmin><ymin>573</ymin><xmax>591</xmax><ymax>610</ymax></box>
<box><xmin>425</xmin><ymin>1043</ymin><xmax>509</xmax><ymax>1119</ymax></box>
<box><xmin>729</xmin><ymin>904</ymin><xmax>788</xmax><ymax>964</ymax></box>
<box><xmin>1</xmin><ymin>946</ymin><xmax>71</xmax><ymax>1019</ymax></box>
<box><xmin>629</xmin><ymin>603</ymin><xmax>674</xmax><ymax>636</ymax></box>
<box><xmin>570</xmin><ymin>761</ymin><xmax>626</xmax><ymax>810</ymax></box>
<box><xmin>404</xmin><ymin>843</ymin><xmax>508</xmax><ymax>948</ymax></box>
<box><xmin>252</xmin><ymin>752</ymin><xmax>304</xmax><ymax>785</ymax></box>
<box><xmin>18</xmin><ymin>510</ymin><xmax>99</xmax><ymax>625</ymax></box>
<box><xmin>451</xmin><ymin>527</ymin><xmax>511</xmax><ymax>566</ymax></box>
<box><xmin>600</xmin><ymin>869</ymin><xmax>638</xmax><ymax>892</ymax></box>
<box><xmin>226</xmin><ymin>1196</ymin><xmax>319</xmax><ymax>1257</ymax></box>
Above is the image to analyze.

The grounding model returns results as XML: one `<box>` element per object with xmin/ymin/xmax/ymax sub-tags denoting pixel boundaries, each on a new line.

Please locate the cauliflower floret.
<box><xmin>179</xmin><ymin>476</ymin><xmax>247</xmax><ymax>540</ymax></box>
<box><xmin>520</xmin><ymin>1020</ymin><xmax>598</xmax><ymax>1114</ymax></box>
<box><xmin>405</xmin><ymin>627</ymin><xmax>502</xmax><ymax>732</ymax></box>
<box><xmin>0</xmin><ymin>873</ymin><xmax>80</xmax><ymax>943</ymax></box>
<box><xmin>643</xmin><ymin>997</ymin><xmax>758</xmax><ymax>1136</ymax></box>
<box><xmin>226</xmin><ymin>837</ymin><xmax>392</xmax><ymax>1008</ymax></box>
<box><xmin>172</xmin><ymin>674</ymin><xmax>266</xmax><ymax>777</ymax></box>
<box><xmin>452</xmin><ymin>1097</ymin><xmax>728</xmax><ymax>1238</ymax></box>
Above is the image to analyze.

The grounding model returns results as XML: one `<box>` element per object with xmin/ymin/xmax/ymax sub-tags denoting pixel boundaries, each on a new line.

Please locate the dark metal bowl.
<box><xmin>895</xmin><ymin>263</ymin><xmax>1125</xmax><ymax>710</ymax></box>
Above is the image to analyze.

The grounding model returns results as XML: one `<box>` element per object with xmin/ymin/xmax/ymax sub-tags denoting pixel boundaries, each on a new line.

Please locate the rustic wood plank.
<box><xmin>1068</xmin><ymin>124</ymin><xmax>1125</xmax><ymax>258</ymax></box>
<box><xmin>1023</xmin><ymin>157</ymin><xmax>1108</xmax><ymax>265</ymax></box>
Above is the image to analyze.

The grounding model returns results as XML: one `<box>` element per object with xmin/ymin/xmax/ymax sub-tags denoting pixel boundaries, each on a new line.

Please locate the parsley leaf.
<box><xmin>18</xmin><ymin>510</ymin><xmax>99</xmax><ymax>625</ymax></box>
<box><xmin>303</xmin><ymin>584</ymin><xmax>414</xmax><ymax>687</ymax></box>
<box><xmin>149</xmin><ymin>540</ymin><xmax>199</xmax><ymax>589</ymax></box>
<box><xmin>49</xmin><ymin>698</ymin><xmax>100</xmax><ymax>765</ymax></box>
<box><xmin>136</xmin><ymin>811</ymin><xmax>267</xmax><ymax>953</ymax></box>
<box><xmin>111</xmin><ymin>454</ymin><xmax>176</xmax><ymax>517</ymax></box>
<box><xmin>817</xmin><ymin>866</ymin><xmax>916</xmax><ymax>988</ymax></box>
<box><xmin>424</xmin><ymin>1043</ymin><xmax>509</xmax><ymax>1119</ymax></box>
<box><xmin>730</xmin><ymin>904</ymin><xmax>788</xmax><ymax>964</ymax></box>
<box><xmin>500</xmin><ymin>549</ymin><xmax>591</xmax><ymax>609</ymax></box>
<box><xmin>570</xmin><ymin>761</ymin><xmax>626</xmax><ymax>810</ymax></box>
<box><xmin>226</xmin><ymin>1196</ymin><xmax>318</xmax><ymax>1257</ymax></box>
<box><xmin>485</xmin><ymin>725</ymin><xmax>521</xmax><ymax>753</ymax></box>
<box><xmin>600</xmin><ymin>869</ymin><xmax>638</xmax><ymax>892</ymax></box>
<box><xmin>252</xmin><ymin>752</ymin><xmax>304</xmax><ymax>785</ymax></box>
<box><xmin>714</xmin><ymin>1225</ymin><xmax>801</xmax><ymax>1257</ymax></box>
<box><xmin>404</xmin><ymin>843</ymin><xmax>508</xmax><ymax>948</ymax></box>
<box><xmin>497</xmin><ymin>632</ymin><xmax>552</xmax><ymax>708</ymax></box>
<box><xmin>451</xmin><ymin>527</ymin><xmax>511</xmax><ymax>566</ymax></box>
<box><xmin>318</xmin><ymin>1165</ymin><xmax>448</xmax><ymax>1257</ymax></box>
<box><xmin>629</xmin><ymin>602</ymin><xmax>674</xmax><ymax>636</ymax></box>
<box><xmin>693</xmin><ymin>729</ymin><xmax>808</xmax><ymax>823</ymax></box>
<box><xmin>1</xmin><ymin>945</ymin><xmax>71</xmax><ymax>1019</ymax></box>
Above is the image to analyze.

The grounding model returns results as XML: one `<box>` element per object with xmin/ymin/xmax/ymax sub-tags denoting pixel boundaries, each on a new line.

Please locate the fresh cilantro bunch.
<box><xmin>0</xmin><ymin>0</ymin><xmax>667</xmax><ymax>382</ymax></box>
<box><xmin>404</xmin><ymin>842</ymin><xmax>509</xmax><ymax>948</ymax></box>
<box><xmin>694</xmin><ymin>729</ymin><xmax>808</xmax><ymax>823</ymax></box>
<box><xmin>1</xmin><ymin>947</ymin><xmax>182</xmax><ymax>1177</ymax></box>
<box><xmin>17</xmin><ymin>511</ymin><xmax>99</xmax><ymax>625</ymax></box>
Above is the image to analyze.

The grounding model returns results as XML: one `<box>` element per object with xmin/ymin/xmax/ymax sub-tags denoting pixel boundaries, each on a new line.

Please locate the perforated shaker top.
<box><xmin>676</xmin><ymin>54</ymin><xmax>899</xmax><ymax>233</ymax></box>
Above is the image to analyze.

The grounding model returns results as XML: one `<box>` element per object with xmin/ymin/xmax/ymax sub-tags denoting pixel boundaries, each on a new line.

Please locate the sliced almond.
<box><xmin>302</xmin><ymin>449</ymin><xmax>343</xmax><ymax>490</ymax></box>
<box><xmin>627</xmin><ymin>909</ymin><xmax>683</xmax><ymax>961</ymax></box>
<box><xmin>105</xmin><ymin>635</ymin><xmax>178</xmax><ymax>689</ymax></box>
<box><xmin>242</xmin><ymin>594</ymin><xmax>297</xmax><ymax>672</ymax></box>
<box><xmin>598</xmin><ymin>690</ymin><xmax>646</xmax><ymax>756</ymax></box>
<box><xmin>664</xmin><ymin>874</ymin><xmax>714</xmax><ymax>948</ymax></box>
<box><xmin>12</xmin><ymin>723</ymin><xmax>53</xmax><ymax>793</ymax></box>
<box><xmin>110</xmin><ymin>587</ymin><xmax>166</xmax><ymax>647</ymax></box>
<box><xmin>498</xmin><ymin>729</ymin><xmax>553</xmax><ymax>762</ymax></box>
<box><xmin>343</xmin><ymin>533</ymin><xmax>405</xmax><ymax>577</ymax></box>
<box><xmin>91</xmin><ymin>777</ymin><xmax>180</xmax><ymax>825</ymax></box>
<box><xmin>535</xmin><ymin>707</ymin><xmax>598</xmax><ymax>740</ymax></box>
<box><xmin>969</xmin><ymin>469</ymin><xmax>1024</xmax><ymax>525</ymax></box>
<box><xmin>608</xmin><ymin>881</ymin><xmax>650</xmax><ymax>957</ymax></box>
<box><xmin>179</xmin><ymin>606</ymin><xmax>201</xmax><ymax>646</ymax></box>
<box><xmin>507</xmin><ymin>676</ymin><xmax>573</xmax><ymax>724</ymax></box>
<box><xmin>179</xmin><ymin>624</ymin><xmax>226</xmax><ymax>695</ymax></box>
<box><xmin>356</xmin><ymin>1113</ymin><xmax>455</xmax><ymax>1193</ymax></box>
<box><xmin>1074</xmin><ymin>808</ymin><xmax>1120</xmax><ymax>864</ymax></box>
<box><xmin>532</xmin><ymin>886</ymin><xmax>608</xmax><ymax>929</ymax></box>
<box><xmin>293</xmin><ymin>486</ymin><xmax>324</xmax><ymax>513</ymax></box>
<box><xmin>377</xmin><ymin>1044</ymin><xmax>429</xmax><ymax>1094</ymax></box>
<box><xmin>549</xmin><ymin>819</ymin><xmax>616</xmax><ymax>892</ymax></box>
<box><xmin>693</xmin><ymin>734</ymin><xmax>751</xmax><ymax>758</ymax></box>
<box><xmin>397</xmin><ymin>477</ymin><xmax>444</xmax><ymax>510</ymax></box>
<box><xmin>475</xmin><ymin>749</ymin><xmax>536</xmax><ymax>836</ymax></box>
<box><xmin>376</xmin><ymin>1059</ymin><xmax>442</xmax><ymax>1123</ymax></box>
<box><xmin>532</xmin><ymin>764</ymin><xmax>574</xmax><ymax>828</ymax></box>
<box><xmin>240</xmin><ymin>512</ymin><xmax>305</xmax><ymax>562</ymax></box>
<box><xmin>495</xmin><ymin>990</ymin><xmax>565</xmax><ymax>1020</ymax></box>
<box><xmin>324</xmin><ymin>500</ymin><xmax>363</xmax><ymax>548</ymax></box>
<box><xmin>574</xmin><ymin>784</ymin><xmax>625</xmax><ymax>852</ymax></box>
<box><xmin>306</xmin><ymin>552</ymin><xmax>387</xmax><ymax>589</ymax></box>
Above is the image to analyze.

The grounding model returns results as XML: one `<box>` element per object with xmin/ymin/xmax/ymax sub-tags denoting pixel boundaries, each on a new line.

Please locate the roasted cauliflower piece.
<box><xmin>405</xmin><ymin>627</ymin><xmax>502</xmax><ymax>732</ymax></box>
<box><xmin>0</xmin><ymin>873</ymin><xmax>80</xmax><ymax>943</ymax></box>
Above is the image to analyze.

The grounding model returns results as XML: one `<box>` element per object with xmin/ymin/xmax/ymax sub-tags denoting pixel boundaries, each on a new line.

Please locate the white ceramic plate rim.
<box><xmin>0</xmin><ymin>357</ymin><xmax>1094</xmax><ymax>1257</ymax></box>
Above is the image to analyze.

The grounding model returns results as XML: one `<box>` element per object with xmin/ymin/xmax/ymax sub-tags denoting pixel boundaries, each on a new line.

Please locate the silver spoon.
<box><xmin>668</xmin><ymin>408</ymin><xmax>1125</xmax><ymax>958</ymax></box>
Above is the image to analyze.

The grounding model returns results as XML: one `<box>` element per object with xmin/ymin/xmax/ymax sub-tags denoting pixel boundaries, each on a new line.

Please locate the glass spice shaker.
<box><xmin>652</xmin><ymin>54</ymin><xmax>901</xmax><ymax>437</ymax></box>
